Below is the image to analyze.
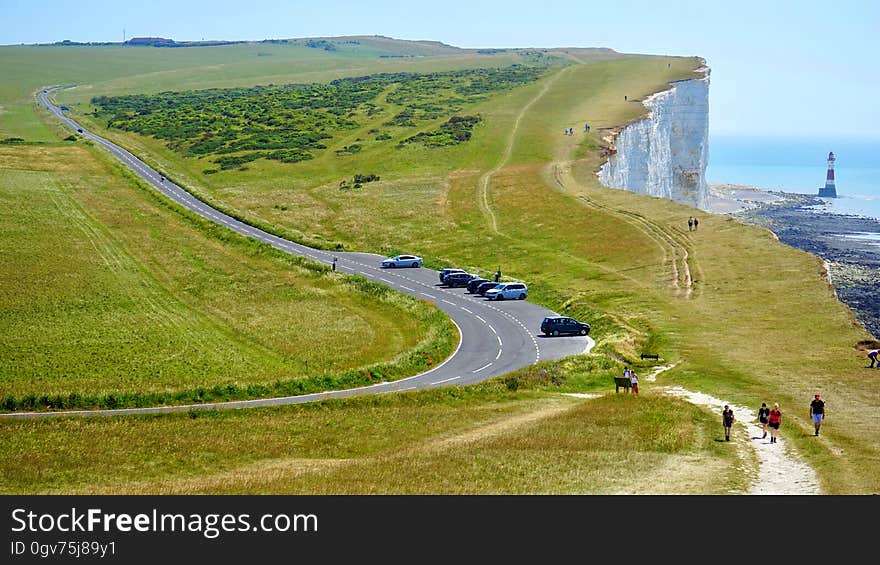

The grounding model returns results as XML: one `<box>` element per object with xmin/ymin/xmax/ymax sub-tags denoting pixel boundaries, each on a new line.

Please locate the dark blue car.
<box><xmin>541</xmin><ymin>316</ymin><xmax>590</xmax><ymax>336</ymax></box>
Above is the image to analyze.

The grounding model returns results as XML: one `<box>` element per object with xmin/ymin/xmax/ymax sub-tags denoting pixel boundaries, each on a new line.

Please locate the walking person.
<box><xmin>757</xmin><ymin>402</ymin><xmax>770</xmax><ymax>439</ymax></box>
<box><xmin>629</xmin><ymin>369</ymin><xmax>639</xmax><ymax>395</ymax></box>
<box><xmin>494</xmin><ymin>268</ymin><xmax>502</xmax><ymax>283</ymax></box>
<box><xmin>687</xmin><ymin>217</ymin><xmax>694</xmax><ymax>231</ymax></box>
<box><xmin>768</xmin><ymin>403</ymin><xmax>782</xmax><ymax>443</ymax></box>
<box><xmin>810</xmin><ymin>394</ymin><xmax>825</xmax><ymax>436</ymax></box>
<box><xmin>868</xmin><ymin>348</ymin><xmax>879</xmax><ymax>368</ymax></box>
<box><xmin>722</xmin><ymin>405</ymin><xmax>735</xmax><ymax>441</ymax></box>
<box><xmin>693</xmin><ymin>217</ymin><xmax>699</xmax><ymax>231</ymax></box>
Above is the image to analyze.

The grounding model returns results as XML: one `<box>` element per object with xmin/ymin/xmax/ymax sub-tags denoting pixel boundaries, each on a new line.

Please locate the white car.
<box><xmin>381</xmin><ymin>254</ymin><xmax>423</xmax><ymax>268</ymax></box>
<box><xmin>484</xmin><ymin>282</ymin><xmax>528</xmax><ymax>300</ymax></box>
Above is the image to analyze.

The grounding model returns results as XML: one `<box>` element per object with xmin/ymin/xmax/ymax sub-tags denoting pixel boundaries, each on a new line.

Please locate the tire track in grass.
<box><xmin>552</xmin><ymin>161</ymin><xmax>700</xmax><ymax>299</ymax></box>
<box><xmin>477</xmin><ymin>67</ymin><xmax>569</xmax><ymax>233</ymax></box>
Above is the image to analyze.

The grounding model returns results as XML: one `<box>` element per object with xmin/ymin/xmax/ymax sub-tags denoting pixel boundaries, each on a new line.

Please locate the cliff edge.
<box><xmin>598</xmin><ymin>65</ymin><xmax>711</xmax><ymax>210</ymax></box>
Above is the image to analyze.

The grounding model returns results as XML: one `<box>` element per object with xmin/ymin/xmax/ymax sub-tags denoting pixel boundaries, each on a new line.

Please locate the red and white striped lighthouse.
<box><xmin>818</xmin><ymin>151</ymin><xmax>837</xmax><ymax>198</ymax></box>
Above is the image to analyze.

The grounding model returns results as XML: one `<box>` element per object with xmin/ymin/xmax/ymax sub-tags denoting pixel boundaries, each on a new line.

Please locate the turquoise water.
<box><xmin>707</xmin><ymin>135</ymin><xmax>880</xmax><ymax>220</ymax></box>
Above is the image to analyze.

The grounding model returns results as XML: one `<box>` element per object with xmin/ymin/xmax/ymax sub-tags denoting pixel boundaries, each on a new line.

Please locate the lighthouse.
<box><xmin>818</xmin><ymin>151</ymin><xmax>837</xmax><ymax>198</ymax></box>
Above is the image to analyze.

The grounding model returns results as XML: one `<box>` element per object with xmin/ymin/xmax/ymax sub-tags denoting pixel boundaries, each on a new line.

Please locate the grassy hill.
<box><xmin>0</xmin><ymin>37</ymin><xmax>877</xmax><ymax>494</ymax></box>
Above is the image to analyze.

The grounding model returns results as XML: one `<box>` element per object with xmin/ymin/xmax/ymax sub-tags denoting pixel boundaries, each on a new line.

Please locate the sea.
<box><xmin>706</xmin><ymin>134</ymin><xmax>880</xmax><ymax>221</ymax></box>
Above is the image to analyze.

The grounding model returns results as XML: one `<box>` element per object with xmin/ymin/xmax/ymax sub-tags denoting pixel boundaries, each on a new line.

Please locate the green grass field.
<box><xmin>0</xmin><ymin>142</ymin><xmax>455</xmax><ymax>408</ymax></box>
<box><xmin>1</xmin><ymin>38</ymin><xmax>878</xmax><ymax>494</ymax></box>
<box><xmin>0</xmin><ymin>384</ymin><xmax>742</xmax><ymax>495</ymax></box>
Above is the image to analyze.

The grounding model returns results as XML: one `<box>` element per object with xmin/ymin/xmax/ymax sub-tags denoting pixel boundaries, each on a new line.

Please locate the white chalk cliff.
<box><xmin>598</xmin><ymin>67</ymin><xmax>711</xmax><ymax>210</ymax></box>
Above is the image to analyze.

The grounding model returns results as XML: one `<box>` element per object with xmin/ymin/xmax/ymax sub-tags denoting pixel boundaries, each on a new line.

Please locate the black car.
<box><xmin>443</xmin><ymin>272</ymin><xmax>476</xmax><ymax>287</ymax></box>
<box><xmin>439</xmin><ymin>268</ymin><xmax>466</xmax><ymax>283</ymax></box>
<box><xmin>466</xmin><ymin>278</ymin><xmax>490</xmax><ymax>293</ymax></box>
<box><xmin>475</xmin><ymin>281</ymin><xmax>501</xmax><ymax>296</ymax></box>
<box><xmin>541</xmin><ymin>316</ymin><xmax>590</xmax><ymax>336</ymax></box>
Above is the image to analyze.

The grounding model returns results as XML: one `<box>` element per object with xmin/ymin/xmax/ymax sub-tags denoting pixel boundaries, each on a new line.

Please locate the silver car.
<box><xmin>381</xmin><ymin>254</ymin><xmax>423</xmax><ymax>268</ymax></box>
<box><xmin>484</xmin><ymin>282</ymin><xmax>528</xmax><ymax>300</ymax></box>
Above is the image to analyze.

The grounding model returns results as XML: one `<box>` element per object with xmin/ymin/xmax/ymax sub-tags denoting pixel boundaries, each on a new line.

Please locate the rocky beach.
<box><xmin>708</xmin><ymin>183</ymin><xmax>880</xmax><ymax>341</ymax></box>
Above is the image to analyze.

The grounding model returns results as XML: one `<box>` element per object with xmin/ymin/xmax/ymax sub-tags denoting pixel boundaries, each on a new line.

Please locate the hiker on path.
<box><xmin>868</xmin><ymin>349</ymin><xmax>879</xmax><ymax>368</ymax></box>
<box><xmin>810</xmin><ymin>394</ymin><xmax>825</xmax><ymax>436</ymax></box>
<box><xmin>693</xmin><ymin>217</ymin><xmax>699</xmax><ymax>230</ymax></box>
<box><xmin>687</xmin><ymin>217</ymin><xmax>694</xmax><ymax>231</ymax></box>
<box><xmin>768</xmin><ymin>403</ymin><xmax>782</xmax><ymax>443</ymax></box>
<box><xmin>722</xmin><ymin>405</ymin><xmax>735</xmax><ymax>441</ymax></box>
<box><xmin>757</xmin><ymin>402</ymin><xmax>770</xmax><ymax>439</ymax></box>
<box><xmin>629</xmin><ymin>369</ymin><xmax>639</xmax><ymax>395</ymax></box>
<box><xmin>585</xmin><ymin>123</ymin><xmax>590</xmax><ymax>132</ymax></box>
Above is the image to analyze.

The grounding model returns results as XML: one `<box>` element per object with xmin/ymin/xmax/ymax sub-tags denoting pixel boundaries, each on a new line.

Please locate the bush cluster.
<box><xmin>90</xmin><ymin>64</ymin><xmax>548</xmax><ymax>170</ymax></box>
<box><xmin>339</xmin><ymin>173</ymin><xmax>381</xmax><ymax>190</ymax></box>
<box><xmin>400</xmin><ymin>115</ymin><xmax>482</xmax><ymax>147</ymax></box>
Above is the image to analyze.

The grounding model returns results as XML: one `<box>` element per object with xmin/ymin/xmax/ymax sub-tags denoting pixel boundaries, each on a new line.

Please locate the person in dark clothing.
<box><xmin>768</xmin><ymin>403</ymin><xmax>782</xmax><ymax>443</ymax></box>
<box><xmin>687</xmin><ymin>217</ymin><xmax>694</xmax><ymax>231</ymax></box>
<box><xmin>722</xmin><ymin>405</ymin><xmax>735</xmax><ymax>441</ymax></box>
<box><xmin>868</xmin><ymin>349</ymin><xmax>879</xmax><ymax>368</ymax></box>
<box><xmin>757</xmin><ymin>402</ymin><xmax>770</xmax><ymax>439</ymax></box>
<box><xmin>693</xmin><ymin>217</ymin><xmax>699</xmax><ymax>230</ymax></box>
<box><xmin>494</xmin><ymin>268</ymin><xmax>501</xmax><ymax>282</ymax></box>
<box><xmin>810</xmin><ymin>394</ymin><xmax>825</xmax><ymax>436</ymax></box>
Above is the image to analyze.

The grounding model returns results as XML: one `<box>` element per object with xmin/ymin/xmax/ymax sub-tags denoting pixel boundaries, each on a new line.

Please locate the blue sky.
<box><xmin>3</xmin><ymin>0</ymin><xmax>878</xmax><ymax>140</ymax></box>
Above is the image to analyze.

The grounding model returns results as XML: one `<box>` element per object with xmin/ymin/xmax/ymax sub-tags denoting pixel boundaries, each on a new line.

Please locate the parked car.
<box><xmin>484</xmin><ymin>282</ymin><xmax>528</xmax><ymax>301</ymax></box>
<box><xmin>475</xmin><ymin>281</ymin><xmax>502</xmax><ymax>296</ymax></box>
<box><xmin>541</xmin><ymin>316</ymin><xmax>591</xmax><ymax>336</ymax></box>
<box><xmin>466</xmin><ymin>277</ymin><xmax>490</xmax><ymax>293</ymax></box>
<box><xmin>443</xmin><ymin>272</ymin><xmax>477</xmax><ymax>287</ymax></box>
<box><xmin>439</xmin><ymin>268</ymin><xmax>466</xmax><ymax>283</ymax></box>
<box><xmin>381</xmin><ymin>254</ymin><xmax>423</xmax><ymax>268</ymax></box>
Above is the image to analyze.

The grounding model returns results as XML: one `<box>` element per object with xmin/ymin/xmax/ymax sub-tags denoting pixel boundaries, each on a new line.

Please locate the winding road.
<box><xmin>6</xmin><ymin>88</ymin><xmax>593</xmax><ymax>419</ymax></box>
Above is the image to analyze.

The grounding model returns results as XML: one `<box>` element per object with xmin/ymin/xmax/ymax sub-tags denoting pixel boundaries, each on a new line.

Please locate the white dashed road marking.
<box><xmin>429</xmin><ymin>376</ymin><xmax>461</xmax><ymax>385</ymax></box>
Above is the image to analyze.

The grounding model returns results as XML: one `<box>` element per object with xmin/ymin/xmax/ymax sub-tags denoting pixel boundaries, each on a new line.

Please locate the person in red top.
<box><xmin>767</xmin><ymin>403</ymin><xmax>782</xmax><ymax>443</ymax></box>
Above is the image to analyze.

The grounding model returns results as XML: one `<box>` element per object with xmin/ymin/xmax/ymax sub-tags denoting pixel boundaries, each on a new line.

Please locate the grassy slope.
<box><xmin>0</xmin><ymin>386</ymin><xmax>741</xmax><ymax>495</ymax></box>
<box><xmin>0</xmin><ymin>141</ymin><xmax>455</xmax><ymax>403</ymax></box>
<box><xmin>1</xmin><ymin>39</ymin><xmax>877</xmax><ymax>494</ymax></box>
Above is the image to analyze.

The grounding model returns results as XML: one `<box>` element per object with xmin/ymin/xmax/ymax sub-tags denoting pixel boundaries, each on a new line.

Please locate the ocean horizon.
<box><xmin>707</xmin><ymin>134</ymin><xmax>880</xmax><ymax>221</ymax></box>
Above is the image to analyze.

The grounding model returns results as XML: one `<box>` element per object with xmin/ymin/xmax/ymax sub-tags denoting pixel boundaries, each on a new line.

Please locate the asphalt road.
<box><xmin>9</xmin><ymin>88</ymin><xmax>594</xmax><ymax>419</ymax></box>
